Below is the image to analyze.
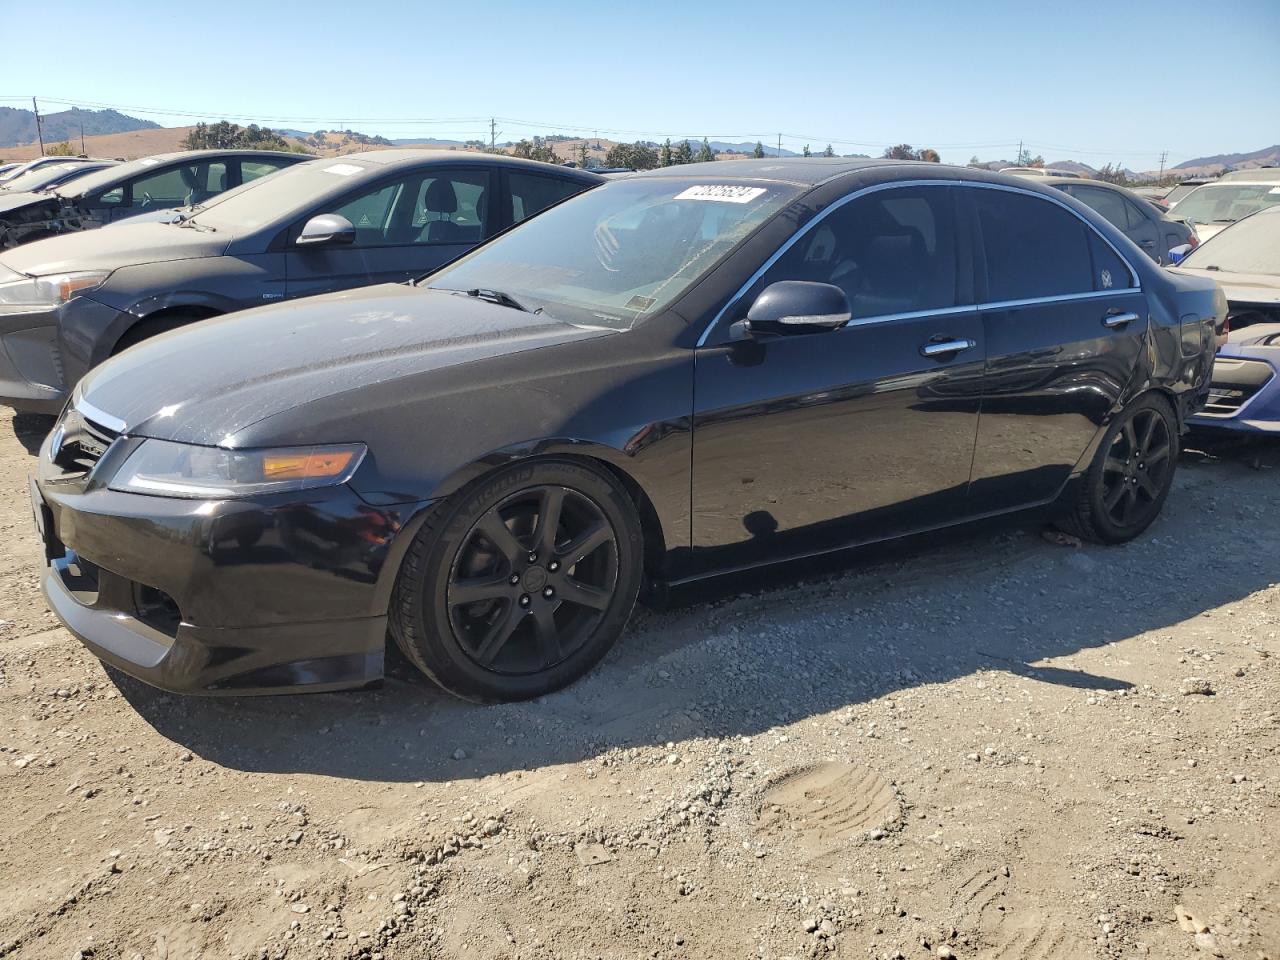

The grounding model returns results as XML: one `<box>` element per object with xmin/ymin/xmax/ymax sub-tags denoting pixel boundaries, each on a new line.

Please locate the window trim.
<box><xmin>695</xmin><ymin>179</ymin><xmax>1140</xmax><ymax>348</ymax></box>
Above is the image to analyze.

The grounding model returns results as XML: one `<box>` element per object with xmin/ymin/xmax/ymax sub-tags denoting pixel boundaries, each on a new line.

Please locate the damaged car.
<box><xmin>0</xmin><ymin>149</ymin><xmax>304</xmax><ymax>249</ymax></box>
<box><xmin>29</xmin><ymin>160</ymin><xmax>1223</xmax><ymax>702</ymax></box>
<box><xmin>1174</xmin><ymin>206</ymin><xmax>1280</xmax><ymax>431</ymax></box>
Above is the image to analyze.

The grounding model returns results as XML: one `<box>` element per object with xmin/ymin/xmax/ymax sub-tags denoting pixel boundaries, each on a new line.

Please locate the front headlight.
<box><xmin>108</xmin><ymin>439</ymin><xmax>366</xmax><ymax>499</ymax></box>
<box><xmin>0</xmin><ymin>270</ymin><xmax>111</xmax><ymax>306</ymax></box>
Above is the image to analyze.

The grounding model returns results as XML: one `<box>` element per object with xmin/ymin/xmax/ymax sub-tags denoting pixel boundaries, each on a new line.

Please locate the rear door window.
<box><xmin>509</xmin><ymin>173</ymin><xmax>585</xmax><ymax>224</ymax></box>
<box><xmin>972</xmin><ymin>189</ymin><xmax>1094</xmax><ymax>301</ymax></box>
<box><xmin>128</xmin><ymin>160</ymin><xmax>229</xmax><ymax>208</ymax></box>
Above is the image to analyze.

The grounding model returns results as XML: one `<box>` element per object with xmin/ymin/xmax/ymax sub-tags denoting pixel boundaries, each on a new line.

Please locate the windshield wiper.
<box><xmin>464</xmin><ymin>288</ymin><xmax>529</xmax><ymax>312</ymax></box>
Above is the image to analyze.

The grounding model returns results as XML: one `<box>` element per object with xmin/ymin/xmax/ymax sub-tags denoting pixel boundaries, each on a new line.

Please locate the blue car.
<box><xmin>1174</xmin><ymin>206</ymin><xmax>1280</xmax><ymax>433</ymax></box>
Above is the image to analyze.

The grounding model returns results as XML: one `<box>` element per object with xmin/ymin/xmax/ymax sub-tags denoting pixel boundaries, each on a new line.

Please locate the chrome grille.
<box><xmin>49</xmin><ymin>406</ymin><xmax>120</xmax><ymax>476</ymax></box>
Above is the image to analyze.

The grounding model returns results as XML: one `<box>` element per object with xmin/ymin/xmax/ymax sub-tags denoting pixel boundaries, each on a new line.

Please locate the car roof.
<box><xmin>334</xmin><ymin>148</ymin><xmax>604</xmax><ymax>182</ymax></box>
<box><xmin>623</xmin><ymin>157</ymin><xmax>936</xmax><ymax>186</ymax></box>
<box><xmin>1217</xmin><ymin>168</ymin><xmax>1280</xmax><ymax>183</ymax></box>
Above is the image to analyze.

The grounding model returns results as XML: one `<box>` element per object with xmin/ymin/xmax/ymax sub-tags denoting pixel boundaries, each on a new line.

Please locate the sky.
<box><xmin>2</xmin><ymin>0</ymin><xmax>1277</xmax><ymax>171</ymax></box>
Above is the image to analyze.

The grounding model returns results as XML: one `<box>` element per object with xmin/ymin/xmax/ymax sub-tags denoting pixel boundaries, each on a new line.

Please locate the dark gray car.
<box><xmin>0</xmin><ymin>150</ymin><xmax>602</xmax><ymax>412</ymax></box>
<box><xmin>1043</xmin><ymin>178</ymin><xmax>1198</xmax><ymax>265</ymax></box>
<box><xmin>0</xmin><ymin>149</ymin><xmax>306</xmax><ymax>249</ymax></box>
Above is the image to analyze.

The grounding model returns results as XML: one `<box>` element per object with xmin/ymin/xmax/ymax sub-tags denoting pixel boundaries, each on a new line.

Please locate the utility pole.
<box><xmin>777</xmin><ymin>133</ymin><xmax>782</xmax><ymax>157</ymax></box>
<box><xmin>32</xmin><ymin>96</ymin><xmax>45</xmax><ymax>156</ymax></box>
<box><xmin>489</xmin><ymin>118</ymin><xmax>497</xmax><ymax>151</ymax></box>
<box><xmin>79</xmin><ymin>121</ymin><xmax>86</xmax><ymax>156</ymax></box>
<box><xmin>1158</xmin><ymin>150</ymin><xmax>1168</xmax><ymax>180</ymax></box>
<box><xmin>1017</xmin><ymin>138</ymin><xmax>1023</xmax><ymax>164</ymax></box>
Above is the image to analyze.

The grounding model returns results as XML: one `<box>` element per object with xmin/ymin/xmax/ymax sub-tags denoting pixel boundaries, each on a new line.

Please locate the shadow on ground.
<box><xmin>106</xmin><ymin>436</ymin><xmax>1280</xmax><ymax>784</ymax></box>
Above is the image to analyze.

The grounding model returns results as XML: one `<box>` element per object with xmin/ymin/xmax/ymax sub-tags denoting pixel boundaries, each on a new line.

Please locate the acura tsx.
<box><xmin>31</xmin><ymin>158</ymin><xmax>1223</xmax><ymax>702</ymax></box>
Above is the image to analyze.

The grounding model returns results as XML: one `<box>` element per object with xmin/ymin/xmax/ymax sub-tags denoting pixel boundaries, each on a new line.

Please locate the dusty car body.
<box><xmin>0</xmin><ymin>149</ymin><xmax>304</xmax><ymax>249</ymax></box>
<box><xmin>0</xmin><ymin>151</ymin><xmax>601</xmax><ymax>413</ymax></box>
<box><xmin>1170</xmin><ymin>175</ymin><xmax>1280</xmax><ymax>243</ymax></box>
<box><xmin>0</xmin><ymin>160</ymin><xmax>119</xmax><ymax>195</ymax></box>
<box><xmin>29</xmin><ymin>159</ymin><xmax>1223</xmax><ymax>703</ymax></box>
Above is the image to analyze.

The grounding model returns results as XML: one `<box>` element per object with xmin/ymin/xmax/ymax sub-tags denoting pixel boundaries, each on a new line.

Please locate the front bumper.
<box><xmin>0</xmin><ymin>304</ymin><xmax>65</xmax><ymax>413</ymax></box>
<box><xmin>32</xmin><ymin>442</ymin><xmax>432</xmax><ymax>695</ymax></box>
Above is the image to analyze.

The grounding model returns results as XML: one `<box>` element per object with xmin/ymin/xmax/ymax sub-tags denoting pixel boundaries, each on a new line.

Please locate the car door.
<box><xmin>690</xmin><ymin>184</ymin><xmax>985</xmax><ymax>571</ymax></box>
<box><xmin>964</xmin><ymin>185</ymin><xmax>1148</xmax><ymax>513</ymax></box>
<box><xmin>284</xmin><ymin>168</ymin><xmax>492</xmax><ymax>299</ymax></box>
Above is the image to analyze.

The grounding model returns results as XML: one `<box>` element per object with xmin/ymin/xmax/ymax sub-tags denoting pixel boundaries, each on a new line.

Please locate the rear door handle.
<box><xmin>1103</xmin><ymin>311</ymin><xmax>1140</xmax><ymax>329</ymax></box>
<box><xmin>920</xmin><ymin>338</ymin><xmax>977</xmax><ymax>358</ymax></box>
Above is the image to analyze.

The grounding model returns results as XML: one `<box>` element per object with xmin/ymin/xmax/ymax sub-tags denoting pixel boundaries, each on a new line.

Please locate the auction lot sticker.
<box><xmin>675</xmin><ymin>185</ymin><xmax>768</xmax><ymax>203</ymax></box>
<box><xmin>322</xmin><ymin>163</ymin><xmax>365</xmax><ymax>176</ymax></box>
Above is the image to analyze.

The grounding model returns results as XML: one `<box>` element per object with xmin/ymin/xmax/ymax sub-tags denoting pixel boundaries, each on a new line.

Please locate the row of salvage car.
<box><xmin>0</xmin><ymin>146</ymin><xmax>1266</xmax><ymax>705</ymax></box>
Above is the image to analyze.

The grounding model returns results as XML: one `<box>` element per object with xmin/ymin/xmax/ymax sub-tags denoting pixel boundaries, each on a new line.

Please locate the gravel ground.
<box><xmin>0</xmin><ymin>412</ymin><xmax>1276</xmax><ymax>960</ymax></box>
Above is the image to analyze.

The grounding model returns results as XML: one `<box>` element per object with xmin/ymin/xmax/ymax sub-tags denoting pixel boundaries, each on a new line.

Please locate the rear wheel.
<box><xmin>390</xmin><ymin>459</ymin><xmax>643</xmax><ymax>702</ymax></box>
<box><xmin>1060</xmin><ymin>393</ymin><xmax>1179</xmax><ymax>544</ymax></box>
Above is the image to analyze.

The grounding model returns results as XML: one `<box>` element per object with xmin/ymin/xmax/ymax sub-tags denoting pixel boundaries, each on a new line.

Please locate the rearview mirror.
<box><xmin>296</xmin><ymin>213</ymin><xmax>356</xmax><ymax>247</ymax></box>
<box><xmin>736</xmin><ymin>281</ymin><xmax>851</xmax><ymax>337</ymax></box>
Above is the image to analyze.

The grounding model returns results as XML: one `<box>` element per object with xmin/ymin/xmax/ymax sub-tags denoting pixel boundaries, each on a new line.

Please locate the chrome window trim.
<box><xmin>695</xmin><ymin>178</ymin><xmax>1142</xmax><ymax>348</ymax></box>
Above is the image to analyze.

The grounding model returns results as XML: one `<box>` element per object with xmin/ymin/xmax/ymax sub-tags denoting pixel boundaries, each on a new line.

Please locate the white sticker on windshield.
<box><xmin>138</xmin><ymin>158</ymin><xmax>159</xmax><ymax>166</ymax></box>
<box><xmin>322</xmin><ymin>163</ymin><xmax>364</xmax><ymax>176</ymax></box>
<box><xmin>674</xmin><ymin>185</ymin><xmax>768</xmax><ymax>204</ymax></box>
<box><xmin>1270</xmin><ymin>186</ymin><xmax>1280</xmax><ymax>194</ymax></box>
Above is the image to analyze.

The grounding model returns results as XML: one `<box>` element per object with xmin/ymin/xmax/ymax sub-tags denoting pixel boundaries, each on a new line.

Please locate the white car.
<box><xmin>1171</xmin><ymin>173</ymin><xmax>1280</xmax><ymax>242</ymax></box>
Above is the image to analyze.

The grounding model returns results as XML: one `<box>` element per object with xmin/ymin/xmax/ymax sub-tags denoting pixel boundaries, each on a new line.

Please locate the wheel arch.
<box><xmin>103</xmin><ymin>302</ymin><xmax>225</xmax><ymax>358</ymax></box>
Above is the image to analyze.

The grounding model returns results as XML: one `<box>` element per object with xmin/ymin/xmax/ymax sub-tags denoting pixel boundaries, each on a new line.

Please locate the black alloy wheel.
<box><xmin>447</xmin><ymin>485</ymin><xmax>618</xmax><ymax>675</ymax></box>
<box><xmin>1099</xmin><ymin>407</ymin><xmax>1174</xmax><ymax>529</ymax></box>
<box><xmin>1060</xmin><ymin>393</ymin><xmax>1180</xmax><ymax>544</ymax></box>
<box><xmin>390</xmin><ymin>459</ymin><xmax>643</xmax><ymax>702</ymax></box>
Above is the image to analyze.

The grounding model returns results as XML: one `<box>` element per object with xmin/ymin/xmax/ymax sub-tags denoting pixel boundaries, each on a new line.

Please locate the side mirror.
<box><xmin>735</xmin><ymin>281</ymin><xmax>851</xmax><ymax>338</ymax></box>
<box><xmin>296</xmin><ymin>213</ymin><xmax>356</xmax><ymax>247</ymax></box>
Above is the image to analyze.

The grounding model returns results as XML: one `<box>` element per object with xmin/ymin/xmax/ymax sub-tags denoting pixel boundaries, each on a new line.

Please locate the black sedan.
<box><xmin>32</xmin><ymin>159</ymin><xmax>1222</xmax><ymax>702</ymax></box>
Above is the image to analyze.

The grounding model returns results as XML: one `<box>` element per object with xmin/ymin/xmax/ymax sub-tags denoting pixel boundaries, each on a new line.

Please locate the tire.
<box><xmin>1059</xmin><ymin>392</ymin><xmax>1179</xmax><ymax>544</ymax></box>
<box><xmin>389</xmin><ymin>458</ymin><xmax>644</xmax><ymax>703</ymax></box>
<box><xmin>112</xmin><ymin>311</ymin><xmax>209</xmax><ymax>355</ymax></box>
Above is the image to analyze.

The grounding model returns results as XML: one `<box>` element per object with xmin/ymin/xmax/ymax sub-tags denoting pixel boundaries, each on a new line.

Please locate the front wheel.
<box><xmin>1059</xmin><ymin>393</ymin><xmax>1179</xmax><ymax>544</ymax></box>
<box><xmin>389</xmin><ymin>459</ymin><xmax>643</xmax><ymax>702</ymax></box>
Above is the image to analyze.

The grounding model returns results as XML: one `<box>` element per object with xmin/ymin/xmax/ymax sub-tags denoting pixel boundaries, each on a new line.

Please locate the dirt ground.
<box><xmin>0</xmin><ymin>412</ymin><xmax>1276</xmax><ymax>960</ymax></box>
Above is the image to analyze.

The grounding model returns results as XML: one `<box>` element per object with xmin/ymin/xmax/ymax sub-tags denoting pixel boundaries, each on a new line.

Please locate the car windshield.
<box><xmin>1164</xmin><ymin>183</ymin><xmax>1202</xmax><ymax>205</ymax></box>
<box><xmin>1181</xmin><ymin>209</ymin><xmax>1280</xmax><ymax>276</ymax></box>
<box><xmin>2</xmin><ymin>163</ymin><xmax>103</xmax><ymax>193</ymax></box>
<box><xmin>426</xmin><ymin>177</ymin><xmax>801</xmax><ymax>330</ymax></box>
<box><xmin>1173</xmin><ymin>183</ymin><xmax>1280</xmax><ymax>224</ymax></box>
<box><xmin>185</xmin><ymin>158</ymin><xmax>376</xmax><ymax>231</ymax></box>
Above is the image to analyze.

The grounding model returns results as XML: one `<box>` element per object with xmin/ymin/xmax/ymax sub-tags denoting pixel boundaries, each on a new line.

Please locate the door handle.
<box><xmin>1102</xmin><ymin>311</ymin><xmax>1140</xmax><ymax>329</ymax></box>
<box><xmin>920</xmin><ymin>338</ymin><xmax>976</xmax><ymax>358</ymax></box>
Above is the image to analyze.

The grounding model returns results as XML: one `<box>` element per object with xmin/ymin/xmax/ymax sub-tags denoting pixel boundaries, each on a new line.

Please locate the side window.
<box><xmin>91</xmin><ymin>186</ymin><xmax>124</xmax><ymax>208</ymax></box>
<box><xmin>972</xmin><ymin>189</ymin><xmax>1093</xmax><ymax>301</ymax></box>
<box><xmin>1121</xmin><ymin>197</ymin><xmax>1152</xmax><ymax>230</ymax></box>
<box><xmin>240</xmin><ymin>160</ymin><xmax>289</xmax><ymax>183</ymax></box>
<box><xmin>758</xmin><ymin>186</ymin><xmax>959</xmax><ymax>319</ymax></box>
<box><xmin>410</xmin><ymin>171</ymin><xmax>490</xmax><ymax>244</ymax></box>
<box><xmin>128</xmin><ymin>161</ymin><xmax>228</xmax><ymax>208</ymax></box>
<box><xmin>1070</xmin><ymin>187</ymin><xmax>1130</xmax><ymax>233</ymax></box>
<box><xmin>509</xmin><ymin>173</ymin><xmax>584</xmax><ymax>224</ymax></box>
<box><xmin>330</xmin><ymin>180</ymin><xmax>406</xmax><ymax>246</ymax></box>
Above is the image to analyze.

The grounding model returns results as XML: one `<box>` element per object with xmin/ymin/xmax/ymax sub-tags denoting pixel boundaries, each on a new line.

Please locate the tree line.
<box><xmin>182</xmin><ymin>122</ymin><xmax>311</xmax><ymax>153</ymax></box>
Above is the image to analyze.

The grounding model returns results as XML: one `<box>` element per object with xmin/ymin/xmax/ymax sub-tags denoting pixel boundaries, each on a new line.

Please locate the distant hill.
<box><xmin>1167</xmin><ymin>144</ymin><xmax>1280</xmax><ymax>177</ymax></box>
<box><xmin>0</xmin><ymin>107</ymin><xmax>159</xmax><ymax>149</ymax></box>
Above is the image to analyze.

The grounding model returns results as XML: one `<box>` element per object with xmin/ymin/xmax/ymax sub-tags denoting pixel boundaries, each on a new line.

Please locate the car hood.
<box><xmin>78</xmin><ymin>285</ymin><xmax>615</xmax><ymax>446</ymax></box>
<box><xmin>0</xmin><ymin>221</ymin><xmax>227</xmax><ymax>276</ymax></box>
<box><xmin>1170</xmin><ymin>267</ymin><xmax>1280</xmax><ymax>306</ymax></box>
<box><xmin>1191</xmin><ymin>223</ymin><xmax>1229</xmax><ymax>243</ymax></box>
<box><xmin>0</xmin><ymin>190</ymin><xmax>53</xmax><ymax>215</ymax></box>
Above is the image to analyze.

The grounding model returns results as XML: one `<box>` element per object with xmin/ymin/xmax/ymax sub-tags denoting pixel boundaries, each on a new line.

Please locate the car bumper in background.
<box><xmin>32</xmin><ymin>446</ymin><xmax>432</xmax><ymax>695</ymax></box>
<box><xmin>1189</xmin><ymin>354</ymin><xmax>1280</xmax><ymax>433</ymax></box>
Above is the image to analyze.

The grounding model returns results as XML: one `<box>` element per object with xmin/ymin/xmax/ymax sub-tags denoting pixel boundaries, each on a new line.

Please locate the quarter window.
<box><xmin>758</xmin><ymin>186</ymin><xmax>959</xmax><ymax>319</ymax></box>
<box><xmin>972</xmin><ymin>189</ymin><xmax>1094</xmax><ymax>301</ymax></box>
<box><xmin>509</xmin><ymin>174</ymin><xmax>584</xmax><ymax>223</ymax></box>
